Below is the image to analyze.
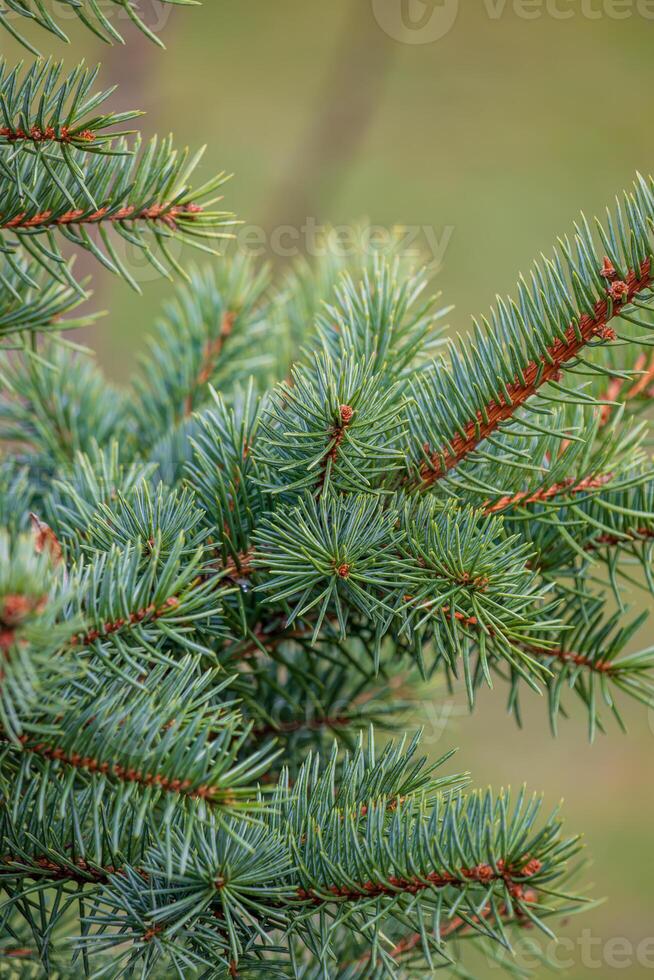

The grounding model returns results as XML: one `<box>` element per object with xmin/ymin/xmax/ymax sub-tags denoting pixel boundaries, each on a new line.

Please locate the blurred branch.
<box><xmin>265</xmin><ymin>4</ymin><xmax>396</xmax><ymax>239</ymax></box>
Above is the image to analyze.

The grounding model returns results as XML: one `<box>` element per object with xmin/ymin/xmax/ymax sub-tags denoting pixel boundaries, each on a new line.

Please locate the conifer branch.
<box><xmin>0</xmin><ymin>0</ymin><xmax>200</xmax><ymax>53</ymax></box>
<box><xmin>1</xmin><ymin>852</ymin><xmax>113</xmax><ymax>886</ymax></box>
<box><xmin>483</xmin><ymin>472</ymin><xmax>615</xmax><ymax>514</ymax></box>
<box><xmin>6</xmin><ymin>733</ymin><xmax>243</xmax><ymax>805</ymax></box>
<box><xmin>0</xmin><ymin>200</ymin><xmax>205</xmax><ymax>231</ymax></box>
<box><xmin>0</xmin><ymin>260</ymin><xmax>95</xmax><ymax>340</ymax></box>
<box><xmin>134</xmin><ymin>263</ymin><xmax>272</xmax><ymax>446</ymax></box>
<box><xmin>184</xmin><ymin>310</ymin><xmax>236</xmax><ymax>416</ymax></box>
<box><xmin>0</xmin><ymin>131</ymin><xmax>234</xmax><ymax>291</ymax></box>
<box><xmin>0</xmin><ymin>59</ymin><xmax>140</xmax><ymax>155</ymax></box>
<box><xmin>3</xmin><ymin>125</ymin><xmax>654</xmax><ymax>973</ymax></box>
<box><xmin>599</xmin><ymin>351</ymin><xmax>654</xmax><ymax>424</ymax></box>
<box><xmin>586</xmin><ymin>526</ymin><xmax>654</xmax><ymax>549</ymax></box>
<box><xmin>416</xmin><ymin>259</ymin><xmax>652</xmax><ymax>487</ymax></box>
<box><xmin>296</xmin><ymin>856</ymin><xmax>542</xmax><ymax>905</ymax></box>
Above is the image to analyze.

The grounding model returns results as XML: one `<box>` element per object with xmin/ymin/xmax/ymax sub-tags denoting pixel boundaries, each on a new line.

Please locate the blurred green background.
<box><xmin>4</xmin><ymin>2</ymin><xmax>654</xmax><ymax>975</ymax></box>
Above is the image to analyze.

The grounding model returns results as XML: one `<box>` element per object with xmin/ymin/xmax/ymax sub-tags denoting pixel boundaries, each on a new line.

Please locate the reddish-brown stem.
<box><xmin>316</xmin><ymin>404</ymin><xmax>354</xmax><ymax>494</ymax></box>
<box><xmin>4</xmin><ymin>732</ymin><xmax>235</xmax><ymax>804</ymax></box>
<box><xmin>442</xmin><ymin>613</ymin><xmax>616</xmax><ymax>674</ymax></box>
<box><xmin>228</xmin><ymin>627</ymin><xmax>314</xmax><ymax>663</ymax></box>
<box><xmin>0</xmin><ymin>202</ymin><xmax>203</xmax><ymax>232</ymax></box>
<box><xmin>3</xmin><ymin>852</ymin><xmax>541</xmax><ymax>925</ymax></box>
<box><xmin>624</xmin><ymin>352</ymin><xmax>654</xmax><ymax>400</ymax></box>
<box><xmin>297</xmin><ymin>857</ymin><xmax>541</xmax><ymax>904</ymax></box>
<box><xmin>184</xmin><ymin>310</ymin><xmax>236</xmax><ymax>416</ymax></box>
<box><xmin>221</xmin><ymin>546</ymin><xmax>255</xmax><ymax>583</ymax></box>
<box><xmin>419</xmin><ymin>259</ymin><xmax>653</xmax><ymax>486</ymax></box>
<box><xmin>600</xmin><ymin>351</ymin><xmax>654</xmax><ymax>425</ymax></box>
<box><xmin>1</xmin><ymin>852</ymin><xmax>113</xmax><ymax>886</ymax></box>
<box><xmin>70</xmin><ymin>595</ymin><xmax>181</xmax><ymax>648</ymax></box>
<box><xmin>521</xmin><ymin>644</ymin><xmax>614</xmax><ymax>674</ymax></box>
<box><xmin>0</xmin><ymin>125</ymin><xmax>95</xmax><ymax>144</ymax></box>
<box><xmin>225</xmin><ymin>615</ymin><xmax>344</xmax><ymax>662</ymax></box>
<box><xmin>403</xmin><ymin>596</ymin><xmax>615</xmax><ymax>674</ymax></box>
<box><xmin>353</xmin><ymin>892</ymin><xmax>537</xmax><ymax>969</ymax></box>
<box><xmin>483</xmin><ymin>473</ymin><xmax>614</xmax><ymax>515</ymax></box>
<box><xmin>585</xmin><ymin>527</ymin><xmax>654</xmax><ymax>550</ymax></box>
<box><xmin>231</xmin><ymin>605</ymin><xmax>616</xmax><ymax>678</ymax></box>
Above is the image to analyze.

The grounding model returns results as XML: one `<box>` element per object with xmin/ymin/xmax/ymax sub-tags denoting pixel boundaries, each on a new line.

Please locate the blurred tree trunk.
<box><xmin>265</xmin><ymin>3</ymin><xmax>396</xmax><ymax>242</ymax></box>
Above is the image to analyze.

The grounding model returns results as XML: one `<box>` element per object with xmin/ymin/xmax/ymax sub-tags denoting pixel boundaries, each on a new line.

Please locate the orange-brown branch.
<box><xmin>0</xmin><ymin>202</ymin><xmax>203</xmax><ymax>232</ymax></box>
<box><xmin>0</xmin><ymin>125</ymin><xmax>95</xmax><ymax>144</ymax></box>
<box><xmin>316</xmin><ymin>404</ymin><xmax>354</xmax><ymax>494</ymax></box>
<box><xmin>70</xmin><ymin>595</ymin><xmax>181</xmax><ymax>648</ymax></box>
<box><xmin>0</xmin><ymin>948</ymin><xmax>36</xmax><ymax>959</ymax></box>
<box><xmin>297</xmin><ymin>857</ymin><xmax>541</xmax><ymax>905</ymax></box>
<box><xmin>600</xmin><ymin>351</ymin><xmax>654</xmax><ymax>425</ymax></box>
<box><xmin>585</xmin><ymin>526</ymin><xmax>654</xmax><ymax>550</ymax></box>
<box><xmin>420</xmin><ymin>259</ymin><xmax>652</xmax><ymax>486</ymax></box>
<box><xmin>1</xmin><ymin>852</ymin><xmax>114</xmax><ymax>886</ymax></box>
<box><xmin>221</xmin><ymin>546</ymin><xmax>255</xmax><ymax>583</ymax></box>
<box><xmin>253</xmin><ymin>712</ymin><xmax>354</xmax><ymax>738</ymax></box>
<box><xmin>184</xmin><ymin>310</ymin><xmax>236</xmax><ymax>415</ymax></box>
<box><xmin>232</xmin><ymin>602</ymin><xmax>616</xmax><ymax>678</ymax></box>
<box><xmin>6</xmin><ymin>732</ymin><xmax>234</xmax><ymax>804</ymax></box>
<box><xmin>522</xmin><ymin>644</ymin><xmax>614</xmax><ymax>674</ymax></box>
<box><xmin>483</xmin><ymin>473</ymin><xmax>614</xmax><ymax>515</ymax></box>
<box><xmin>354</xmin><ymin>891</ymin><xmax>537</xmax><ymax>969</ymax></box>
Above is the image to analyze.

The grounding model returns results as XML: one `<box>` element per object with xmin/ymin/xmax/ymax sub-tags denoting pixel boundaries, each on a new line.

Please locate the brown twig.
<box><xmin>600</xmin><ymin>351</ymin><xmax>654</xmax><ymax>425</ymax></box>
<box><xmin>253</xmin><ymin>712</ymin><xmax>354</xmax><ymax>738</ymax></box>
<box><xmin>353</xmin><ymin>889</ymin><xmax>538</xmax><ymax>969</ymax></box>
<box><xmin>0</xmin><ymin>202</ymin><xmax>203</xmax><ymax>232</ymax></box>
<box><xmin>585</xmin><ymin>527</ymin><xmax>654</xmax><ymax>550</ymax></box>
<box><xmin>220</xmin><ymin>546</ymin><xmax>256</xmax><ymax>583</ymax></box>
<box><xmin>184</xmin><ymin>310</ymin><xmax>236</xmax><ymax>416</ymax></box>
<box><xmin>316</xmin><ymin>403</ymin><xmax>354</xmax><ymax>495</ymax></box>
<box><xmin>0</xmin><ymin>125</ymin><xmax>95</xmax><ymax>144</ymax></box>
<box><xmin>3</xmin><ymin>732</ymin><xmax>235</xmax><ymax>804</ymax></box>
<box><xmin>1</xmin><ymin>852</ymin><xmax>114</xmax><ymax>886</ymax></box>
<box><xmin>70</xmin><ymin>595</ymin><xmax>181</xmax><ymax>648</ymax></box>
<box><xmin>0</xmin><ymin>947</ymin><xmax>36</xmax><ymax>959</ymax></box>
<box><xmin>265</xmin><ymin>3</ymin><xmax>395</xmax><ymax>246</ymax></box>
<box><xmin>483</xmin><ymin>473</ymin><xmax>614</xmax><ymax>515</ymax></box>
<box><xmin>520</xmin><ymin>644</ymin><xmax>614</xmax><ymax>674</ymax></box>
<box><xmin>297</xmin><ymin>857</ymin><xmax>542</xmax><ymax>905</ymax></box>
<box><xmin>419</xmin><ymin>259</ymin><xmax>653</xmax><ymax>486</ymax></box>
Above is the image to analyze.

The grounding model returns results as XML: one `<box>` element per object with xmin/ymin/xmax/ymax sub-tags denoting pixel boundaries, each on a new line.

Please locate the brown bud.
<box><xmin>522</xmin><ymin>858</ymin><xmax>543</xmax><ymax>877</ymax></box>
<box><xmin>2</xmin><ymin>594</ymin><xmax>32</xmax><ymax>625</ymax></box>
<box><xmin>608</xmin><ymin>279</ymin><xmax>629</xmax><ymax>304</ymax></box>
<box><xmin>593</xmin><ymin>323</ymin><xmax>617</xmax><ymax>342</ymax></box>
<box><xmin>30</xmin><ymin>513</ymin><xmax>62</xmax><ymax>565</ymax></box>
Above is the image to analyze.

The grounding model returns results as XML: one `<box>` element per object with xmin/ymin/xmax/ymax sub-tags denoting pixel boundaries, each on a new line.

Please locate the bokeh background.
<box><xmin>4</xmin><ymin>2</ymin><xmax>654</xmax><ymax>975</ymax></box>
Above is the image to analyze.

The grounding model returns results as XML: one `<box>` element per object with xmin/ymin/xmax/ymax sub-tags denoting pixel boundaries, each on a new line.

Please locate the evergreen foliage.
<box><xmin>1</xmin><ymin>0</ymin><xmax>198</xmax><ymax>52</ymax></box>
<box><xmin>1</xmin><ymin>8</ymin><xmax>654</xmax><ymax>978</ymax></box>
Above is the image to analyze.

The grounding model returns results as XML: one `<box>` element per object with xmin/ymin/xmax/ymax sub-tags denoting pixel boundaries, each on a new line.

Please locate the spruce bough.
<box><xmin>2</xmin><ymin>11</ymin><xmax>654</xmax><ymax>980</ymax></box>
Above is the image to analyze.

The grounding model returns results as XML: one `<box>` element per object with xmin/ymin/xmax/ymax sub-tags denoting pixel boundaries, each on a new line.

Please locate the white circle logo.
<box><xmin>371</xmin><ymin>0</ymin><xmax>460</xmax><ymax>44</ymax></box>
